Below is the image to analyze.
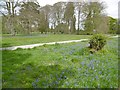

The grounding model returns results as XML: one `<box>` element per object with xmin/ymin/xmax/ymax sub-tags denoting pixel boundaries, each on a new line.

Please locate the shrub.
<box><xmin>55</xmin><ymin>43</ymin><xmax>60</xmax><ymax>46</ymax></box>
<box><xmin>89</xmin><ymin>34</ymin><xmax>107</xmax><ymax>52</ymax></box>
<box><xmin>43</xmin><ymin>44</ymin><xmax>47</xmax><ymax>47</ymax></box>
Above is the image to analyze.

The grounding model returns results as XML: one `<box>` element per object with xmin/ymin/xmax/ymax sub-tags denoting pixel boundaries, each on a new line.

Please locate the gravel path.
<box><xmin>0</xmin><ymin>39</ymin><xmax>88</xmax><ymax>50</ymax></box>
<box><xmin>0</xmin><ymin>35</ymin><xmax>118</xmax><ymax>51</ymax></box>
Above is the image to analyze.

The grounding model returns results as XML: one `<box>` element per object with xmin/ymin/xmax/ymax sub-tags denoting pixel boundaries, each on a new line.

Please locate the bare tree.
<box><xmin>74</xmin><ymin>2</ymin><xmax>83</xmax><ymax>34</ymax></box>
<box><xmin>52</xmin><ymin>2</ymin><xmax>66</xmax><ymax>34</ymax></box>
<box><xmin>0</xmin><ymin>0</ymin><xmax>21</xmax><ymax>35</ymax></box>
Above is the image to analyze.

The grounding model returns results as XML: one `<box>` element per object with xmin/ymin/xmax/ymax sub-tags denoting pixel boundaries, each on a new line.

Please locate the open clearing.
<box><xmin>2</xmin><ymin>38</ymin><xmax>118</xmax><ymax>88</ymax></box>
<box><xmin>0</xmin><ymin>39</ymin><xmax>88</xmax><ymax>50</ymax></box>
<box><xmin>2</xmin><ymin>34</ymin><xmax>91</xmax><ymax>47</ymax></box>
<box><xmin>1</xmin><ymin>34</ymin><xmax>118</xmax><ymax>50</ymax></box>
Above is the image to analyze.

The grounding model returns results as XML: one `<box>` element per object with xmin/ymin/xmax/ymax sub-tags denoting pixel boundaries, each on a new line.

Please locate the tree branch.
<box><xmin>0</xmin><ymin>11</ymin><xmax>7</xmax><ymax>18</ymax></box>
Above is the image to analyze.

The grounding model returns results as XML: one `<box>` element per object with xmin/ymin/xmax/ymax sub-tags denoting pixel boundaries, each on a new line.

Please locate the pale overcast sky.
<box><xmin>38</xmin><ymin>0</ymin><xmax>119</xmax><ymax>18</ymax></box>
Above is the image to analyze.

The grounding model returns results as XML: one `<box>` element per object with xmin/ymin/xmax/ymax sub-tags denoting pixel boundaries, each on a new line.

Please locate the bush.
<box><xmin>89</xmin><ymin>34</ymin><xmax>107</xmax><ymax>51</ymax></box>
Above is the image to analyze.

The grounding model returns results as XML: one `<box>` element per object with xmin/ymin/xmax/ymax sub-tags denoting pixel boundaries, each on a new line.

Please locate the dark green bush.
<box><xmin>89</xmin><ymin>34</ymin><xmax>107</xmax><ymax>51</ymax></box>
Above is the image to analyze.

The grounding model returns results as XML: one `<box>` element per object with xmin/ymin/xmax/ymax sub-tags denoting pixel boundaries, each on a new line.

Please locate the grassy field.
<box><xmin>2</xmin><ymin>38</ymin><xmax>118</xmax><ymax>88</ymax></box>
<box><xmin>1</xmin><ymin>34</ymin><xmax>91</xmax><ymax>47</ymax></box>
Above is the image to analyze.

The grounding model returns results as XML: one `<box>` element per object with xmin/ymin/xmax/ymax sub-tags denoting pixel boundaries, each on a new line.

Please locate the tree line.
<box><xmin>0</xmin><ymin>0</ymin><xmax>119</xmax><ymax>35</ymax></box>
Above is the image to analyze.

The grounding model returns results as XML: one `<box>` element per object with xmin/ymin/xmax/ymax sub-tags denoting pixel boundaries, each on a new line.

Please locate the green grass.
<box><xmin>2</xmin><ymin>38</ymin><xmax>118</xmax><ymax>88</ymax></box>
<box><xmin>1</xmin><ymin>34</ymin><xmax>91</xmax><ymax>47</ymax></box>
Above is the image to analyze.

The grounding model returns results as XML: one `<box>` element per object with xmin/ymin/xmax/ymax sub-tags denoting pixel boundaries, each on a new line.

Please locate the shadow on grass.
<box><xmin>4</xmin><ymin>64</ymin><xmax>76</xmax><ymax>88</ymax></box>
<box><xmin>2</xmin><ymin>43</ymin><xmax>12</xmax><ymax>47</ymax></box>
<box><xmin>28</xmin><ymin>64</ymin><xmax>76</xmax><ymax>88</ymax></box>
<box><xmin>2</xmin><ymin>50</ymin><xmax>76</xmax><ymax>88</ymax></box>
<box><xmin>2</xmin><ymin>50</ymin><xmax>32</xmax><ymax>87</ymax></box>
<box><xmin>2</xmin><ymin>50</ymin><xmax>31</xmax><ymax>64</ymax></box>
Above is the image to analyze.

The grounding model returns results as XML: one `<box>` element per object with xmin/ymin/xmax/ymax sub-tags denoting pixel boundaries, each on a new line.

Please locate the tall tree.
<box><xmin>0</xmin><ymin>0</ymin><xmax>21</xmax><ymax>35</ymax></box>
<box><xmin>19</xmin><ymin>1</ymin><xmax>40</xmax><ymax>34</ymax></box>
<box><xmin>52</xmin><ymin>2</ymin><xmax>66</xmax><ymax>33</ymax></box>
<box><xmin>38</xmin><ymin>10</ymin><xmax>46</xmax><ymax>34</ymax></box>
<box><xmin>74</xmin><ymin>2</ymin><xmax>83</xmax><ymax>34</ymax></box>
<box><xmin>82</xmin><ymin>1</ymin><xmax>106</xmax><ymax>34</ymax></box>
<box><xmin>53</xmin><ymin>2</ymin><xmax>66</xmax><ymax>24</ymax></box>
<box><xmin>40</xmin><ymin>5</ymin><xmax>52</xmax><ymax>34</ymax></box>
<box><xmin>64</xmin><ymin>2</ymin><xmax>75</xmax><ymax>34</ymax></box>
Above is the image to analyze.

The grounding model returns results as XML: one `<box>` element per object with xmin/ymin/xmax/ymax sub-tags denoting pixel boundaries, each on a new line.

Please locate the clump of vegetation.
<box><xmin>43</xmin><ymin>44</ymin><xmax>47</xmax><ymax>47</ymax></box>
<box><xmin>55</xmin><ymin>43</ymin><xmax>60</xmax><ymax>46</ymax></box>
<box><xmin>89</xmin><ymin>34</ymin><xmax>107</xmax><ymax>53</ymax></box>
<box><xmin>71</xmin><ymin>58</ymin><xmax>79</xmax><ymax>63</ymax></box>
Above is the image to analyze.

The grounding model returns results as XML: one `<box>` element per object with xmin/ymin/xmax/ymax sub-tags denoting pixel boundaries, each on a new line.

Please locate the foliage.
<box><xmin>1</xmin><ymin>0</ymin><xmax>109</xmax><ymax>35</ymax></box>
<box><xmin>19</xmin><ymin>1</ymin><xmax>40</xmax><ymax>34</ymax></box>
<box><xmin>54</xmin><ymin>23</ymin><xmax>69</xmax><ymax>34</ymax></box>
<box><xmin>64</xmin><ymin>2</ymin><xmax>76</xmax><ymax>34</ymax></box>
<box><xmin>89</xmin><ymin>34</ymin><xmax>107</xmax><ymax>51</ymax></box>
<box><xmin>0</xmin><ymin>0</ymin><xmax>21</xmax><ymax>35</ymax></box>
<box><xmin>108</xmin><ymin>16</ymin><xmax>118</xmax><ymax>34</ymax></box>
<box><xmin>83</xmin><ymin>2</ymin><xmax>108</xmax><ymax>34</ymax></box>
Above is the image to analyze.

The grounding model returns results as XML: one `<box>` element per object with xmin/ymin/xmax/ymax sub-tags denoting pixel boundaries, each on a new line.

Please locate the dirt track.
<box><xmin>0</xmin><ymin>35</ymin><xmax>118</xmax><ymax>51</ymax></box>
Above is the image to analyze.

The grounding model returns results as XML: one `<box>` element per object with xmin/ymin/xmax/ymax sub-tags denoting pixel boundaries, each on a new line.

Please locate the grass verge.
<box><xmin>2</xmin><ymin>34</ymin><xmax>91</xmax><ymax>47</ymax></box>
